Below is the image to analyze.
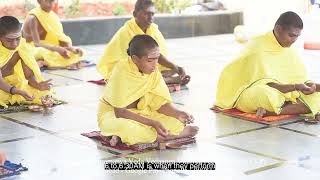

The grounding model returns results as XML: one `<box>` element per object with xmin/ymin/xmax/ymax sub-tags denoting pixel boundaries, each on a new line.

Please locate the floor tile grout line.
<box><xmin>279</xmin><ymin>127</ymin><xmax>319</xmax><ymax>137</ymax></box>
<box><xmin>0</xmin><ymin>115</ymin><xmax>56</xmax><ymax>135</ymax></box>
<box><xmin>0</xmin><ymin>136</ymin><xmax>35</xmax><ymax>144</ymax></box>
<box><xmin>45</xmin><ymin>72</ymin><xmax>85</xmax><ymax>81</ymax></box>
<box><xmin>216</xmin><ymin>126</ymin><xmax>271</xmax><ymax>139</ymax></box>
<box><xmin>244</xmin><ymin>162</ymin><xmax>285</xmax><ymax>175</ymax></box>
<box><xmin>0</xmin><ymin>115</ymin><xmax>123</xmax><ymax>157</ymax></box>
<box><xmin>215</xmin><ymin>142</ymin><xmax>286</xmax><ymax>162</ymax></box>
<box><xmin>215</xmin><ymin>119</ymin><xmax>303</xmax><ymax>139</ymax></box>
<box><xmin>276</xmin><ymin>119</ymin><xmax>304</xmax><ymax>126</ymax></box>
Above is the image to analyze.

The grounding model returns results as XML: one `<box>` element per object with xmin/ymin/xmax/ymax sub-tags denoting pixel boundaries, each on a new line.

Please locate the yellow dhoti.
<box><xmin>98</xmin><ymin>101</ymin><xmax>184</xmax><ymax>145</ymax></box>
<box><xmin>31</xmin><ymin>45</ymin><xmax>80</xmax><ymax>67</ymax></box>
<box><xmin>98</xmin><ymin>58</ymin><xmax>184</xmax><ymax>145</ymax></box>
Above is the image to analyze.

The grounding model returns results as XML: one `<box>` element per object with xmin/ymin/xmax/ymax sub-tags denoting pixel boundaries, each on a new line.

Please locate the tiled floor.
<box><xmin>1</xmin><ymin>34</ymin><xmax>320</xmax><ymax>179</ymax></box>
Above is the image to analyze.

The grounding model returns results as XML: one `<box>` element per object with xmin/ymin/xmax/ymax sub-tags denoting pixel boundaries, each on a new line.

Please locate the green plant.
<box><xmin>112</xmin><ymin>3</ymin><xmax>128</xmax><ymax>16</ymax></box>
<box><xmin>153</xmin><ymin>0</ymin><xmax>192</xmax><ymax>13</ymax></box>
<box><xmin>64</xmin><ymin>0</ymin><xmax>82</xmax><ymax>18</ymax></box>
<box><xmin>153</xmin><ymin>0</ymin><xmax>174</xmax><ymax>13</ymax></box>
<box><xmin>175</xmin><ymin>0</ymin><xmax>192</xmax><ymax>12</ymax></box>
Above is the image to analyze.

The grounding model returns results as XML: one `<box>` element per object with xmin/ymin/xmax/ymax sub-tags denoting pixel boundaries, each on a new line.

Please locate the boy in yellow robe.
<box><xmin>216</xmin><ymin>11</ymin><xmax>320</xmax><ymax>121</ymax></box>
<box><xmin>22</xmin><ymin>0</ymin><xmax>84</xmax><ymax>69</ymax></box>
<box><xmin>0</xmin><ymin>16</ymin><xmax>52</xmax><ymax>107</ymax></box>
<box><xmin>97</xmin><ymin>0</ymin><xmax>190</xmax><ymax>85</ymax></box>
<box><xmin>98</xmin><ymin>35</ymin><xmax>198</xmax><ymax>146</ymax></box>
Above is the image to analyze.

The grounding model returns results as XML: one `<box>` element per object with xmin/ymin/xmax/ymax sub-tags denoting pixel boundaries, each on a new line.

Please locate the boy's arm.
<box><xmin>29</xmin><ymin>16</ymin><xmax>56</xmax><ymax>51</ymax></box>
<box><xmin>157</xmin><ymin>103</ymin><xmax>181</xmax><ymax>119</ymax></box>
<box><xmin>157</xmin><ymin>103</ymin><xmax>194</xmax><ymax>124</ymax></box>
<box><xmin>0</xmin><ymin>70</ymin><xmax>15</xmax><ymax>93</ymax></box>
<box><xmin>0</xmin><ymin>70</ymin><xmax>34</xmax><ymax>100</ymax></box>
<box><xmin>114</xmin><ymin>107</ymin><xmax>154</xmax><ymax>126</ymax></box>
<box><xmin>158</xmin><ymin>54</ymin><xmax>186</xmax><ymax>78</ymax></box>
<box><xmin>114</xmin><ymin>107</ymin><xmax>168</xmax><ymax>137</ymax></box>
<box><xmin>158</xmin><ymin>54</ymin><xmax>177</xmax><ymax>71</ymax></box>
<box><xmin>21</xmin><ymin>60</ymin><xmax>52</xmax><ymax>91</ymax></box>
<box><xmin>268</xmin><ymin>82</ymin><xmax>316</xmax><ymax>95</ymax></box>
<box><xmin>60</xmin><ymin>41</ymin><xmax>84</xmax><ymax>56</ymax></box>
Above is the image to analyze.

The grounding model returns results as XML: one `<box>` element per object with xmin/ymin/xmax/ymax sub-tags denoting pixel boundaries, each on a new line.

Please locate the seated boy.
<box><xmin>216</xmin><ymin>12</ymin><xmax>320</xmax><ymax>122</ymax></box>
<box><xmin>98</xmin><ymin>35</ymin><xmax>198</xmax><ymax>146</ymax></box>
<box><xmin>0</xmin><ymin>16</ymin><xmax>52</xmax><ymax>108</ymax></box>
<box><xmin>22</xmin><ymin>0</ymin><xmax>84</xmax><ymax>69</ymax></box>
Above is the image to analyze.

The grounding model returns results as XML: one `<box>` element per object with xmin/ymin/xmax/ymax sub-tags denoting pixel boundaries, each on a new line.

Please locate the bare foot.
<box><xmin>178</xmin><ymin>125</ymin><xmax>199</xmax><ymax>138</ymax></box>
<box><xmin>168</xmin><ymin>84</ymin><xmax>180</xmax><ymax>93</ymax></box>
<box><xmin>305</xmin><ymin>113</ymin><xmax>320</xmax><ymax>124</ymax></box>
<box><xmin>157</xmin><ymin>134</ymin><xmax>167</xmax><ymax>143</ymax></box>
<box><xmin>256</xmin><ymin>107</ymin><xmax>267</xmax><ymax>118</ymax></box>
<box><xmin>110</xmin><ymin>135</ymin><xmax>120</xmax><ymax>146</ymax></box>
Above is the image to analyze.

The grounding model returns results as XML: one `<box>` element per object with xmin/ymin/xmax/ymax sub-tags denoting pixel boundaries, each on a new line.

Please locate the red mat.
<box><xmin>81</xmin><ymin>131</ymin><xmax>158</xmax><ymax>152</ymax></box>
<box><xmin>211</xmin><ymin>106</ymin><xmax>297</xmax><ymax>122</ymax></box>
<box><xmin>81</xmin><ymin>131</ymin><xmax>196</xmax><ymax>152</ymax></box>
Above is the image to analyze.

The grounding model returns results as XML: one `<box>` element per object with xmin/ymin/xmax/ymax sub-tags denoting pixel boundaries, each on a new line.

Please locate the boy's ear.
<box><xmin>131</xmin><ymin>55</ymin><xmax>139</xmax><ymax>63</ymax></box>
<box><xmin>274</xmin><ymin>25</ymin><xmax>283</xmax><ymax>34</ymax></box>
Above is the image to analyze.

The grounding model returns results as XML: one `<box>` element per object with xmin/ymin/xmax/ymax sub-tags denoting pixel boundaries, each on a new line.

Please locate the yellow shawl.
<box><xmin>97</xmin><ymin>18</ymin><xmax>168</xmax><ymax>80</ymax></box>
<box><xmin>101</xmin><ymin>57</ymin><xmax>171</xmax><ymax>111</ymax></box>
<box><xmin>0</xmin><ymin>38</ymin><xmax>44</xmax><ymax>82</ymax></box>
<box><xmin>216</xmin><ymin>31</ymin><xmax>307</xmax><ymax>109</ymax></box>
<box><xmin>28</xmin><ymin>7</ymin><xmax>72</xmax><ymax>45</ymax></box>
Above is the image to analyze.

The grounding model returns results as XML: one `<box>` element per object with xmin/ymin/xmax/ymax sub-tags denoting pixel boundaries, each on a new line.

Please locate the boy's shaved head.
<box><xmin>127</xmin><ymin>34</ymin><xmax>159</xmax><ymax>58</ymax></box>
<box><xmin>275</xmin><ymin>11</ymin><xmax>303</xmax><ymax>30</ymax></box>
<box><xmin>0</xmin><ymin>16</ymin><xmax>21</xmax><ymax>38</ymax></box>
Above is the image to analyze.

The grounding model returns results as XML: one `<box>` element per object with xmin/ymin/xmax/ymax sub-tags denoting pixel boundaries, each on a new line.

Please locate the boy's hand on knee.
<box><xmin>177</xmin><ymin>66</ymin><xmax>186</xmax><ymax>79</ymax></box>
<box><xmin>55</xmin><ymin>47</ymin><xmax>70</xmax><ymax>59</ymax></box>
<box><xmin>151</xmin><ymin>121</ymin><xmax>168</xmax><ymax>137</ymax></box>
<box><xmin>296</xmin><ymin>83</ymin><xmax>316</xmax><ymax>95</ymax></box>
<box><xmin>66</xmin><ymin>47</ymin><xmax>83</xmax><ymax>56</ymax></box>
<box><xmin>305</xmin><ymin>83</ymin><xmax>317</xmax><ymax>92</ymax></box>
<box><xmin>37</xmin><ymin>79</ymin><xmax>53</xmax><ymax>91</ymax></box>
<box><xmin>177</xmin><ymin>111</ymin><xmax>194</xmax><ymax>124</ymax></box>
<box><xmin>75</xmin><ymin>47</ymin><xmax>84</xmax><ymax>56</ymax></box>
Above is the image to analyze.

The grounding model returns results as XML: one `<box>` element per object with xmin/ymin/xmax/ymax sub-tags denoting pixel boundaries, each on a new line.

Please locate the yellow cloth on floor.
<box><xmin>0</xmin><ymin>38</ymin><xmax>51</xmax><ymax>107</ymax></box>
<box><xmin>98</xmin><ymin>57</ymin><xmax>184</xmax><ymax>145</ymax></box>
<box><xmin>216</xmin><ymin>31</ymin><xmax>320</xmax><ymax>116</ymax></box>
<box><xmin>97</xmin><ymin>18</ymin><xmax>170</xmax><ymax>80</ymax></box>
<box><xmin>27</xmin><ymin>7</ymin><xmax>81</xmax><ymax>67</ymax></box>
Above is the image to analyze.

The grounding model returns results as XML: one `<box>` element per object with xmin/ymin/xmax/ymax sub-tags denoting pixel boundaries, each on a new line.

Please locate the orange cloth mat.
<box><xmin>304</xmin><ymin>42</ymin><xmax>320</xmax><ymax>50</ymax></box>
<box><xmin>211</xmin><ymin>106</ymin><xmax>297</xmax><ymax>122</ymax></box>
